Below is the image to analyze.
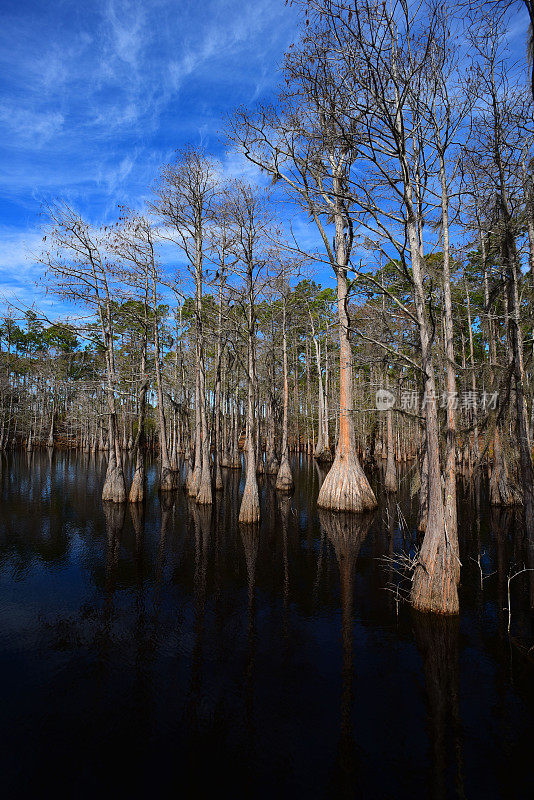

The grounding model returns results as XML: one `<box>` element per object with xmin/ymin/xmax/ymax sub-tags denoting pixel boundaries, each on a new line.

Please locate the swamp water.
<box><xmin>0</xmin><ymin>450</ymin><xmax>534</xmax><ymax>799</ymax></box>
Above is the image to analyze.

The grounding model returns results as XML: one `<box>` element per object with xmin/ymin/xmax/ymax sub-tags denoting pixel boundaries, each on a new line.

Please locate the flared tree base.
<box><xmin>102</xmin><ymin>460</ymin><xmax>126</xmax><ymax>503</ymax></box>
<box><xmin>159</xmin><ymin>465</ymin><xmax>175</xmax><ymax>492</ymax></box>
<box><xmin>314</xmin><ymin>446</ymin><xmax>333</xmax><ymax>464</ymax></box>
<box><xmin>489</xmin><ymin>467</ymin><xmax>522</xmax><ymax>507</ymax></box>
<box><xmin>276</xmin><ymin>455</ymin><xmax>294</xmax><ymax>494</ymax></box>
<box><xmin>384</xmin><ymin>463</ymin><xmax>398</xmax><ymax>493</ymax></box>
<box><xmin>187</xmin><ymin>466</ymin><xmax>201</xmax><ymax>497</ymax></box>
<box><xmin>265</xmin><ymin>455</ymin><xmax>279</xmax><ymax>475</ymax></box>
<box><xmin>196</xmin><ymin>472</ymin><xmax>213</xmax><ymax>505</ymax></box>
<box><xmin>417</xmin><ymin>513</ymin><xmax>428</xmax><ymax>534</ymax></box>
<box><xmin>410</xmin><ymin>517</ymin><xmax>459</xmax><ymax>615</ymax></box>
<box><xmin>317</xmin><ymin>450</ymin><xmax>377</xmax><ymax>512</ymax></box>
<box><xmin>239</xmin><ymin>475</ymin><xmax>260</xmax><ymax>524</ymax></box>
<box><xmin>129</xmin><ymin>468</ymin><xmax>145</xmax><ymax>503</ymax></box>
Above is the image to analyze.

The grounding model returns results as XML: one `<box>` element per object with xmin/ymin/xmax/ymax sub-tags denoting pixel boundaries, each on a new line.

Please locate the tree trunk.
<box><xmin>277</xmin><ymin>291</ymin><xmax>294</xmax><ymax>493</ymax></box>
<box><xmin>384</xmin><ymin>401</ymin><xmax>397</xmax><ymax>493</ymax></box>
<box><xmin>317</xmin><ymin>263</ymin><xmax>377</xmax><ymax>512</ymax></box>
<box><xmin>239</xmin><ymin>273</ymin><xmax>260</xmax><ymax>524</ymax></box>
<box><xmin>194</xmin><ymin>229</ymin><xmax>212</xmax><ymax>506</ymax></box>
<box><xmin>404</xmin><ymin>205</ymin><xmax>458</xmax><ymax>612</ymax></box>
<box><xmin>153</xmin><ymin>293</ymin><xmax>174</xmax><ymax>493</ymax></box>
<box><xmin>439</xmin><ymin>150</ymin><xmax>458</xmax><ymax>581</ymax></box>
<box><xmin>312</xmin><ymin>322</ymin><xmax>332</xmax><ymax>463</ymax></box>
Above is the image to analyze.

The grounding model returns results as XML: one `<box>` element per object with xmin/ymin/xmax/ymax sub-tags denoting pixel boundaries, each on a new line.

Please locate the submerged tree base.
<box><xmin>187</xmin><ymin>465</ymin><xmax>201</xmax><ymax>497</ymax></box>
<box><xmin>317</xmin><ymin>451</ymin><xmax>377</xmax><ymax>512</ymax></box>
<box><xmin>223</xmin><ymin>456</ymin><xmax>241</xmax><ymax>470</ymax></box>
<box><xmin>384</xmin><ymin>462</ymin><xmax>398</xmax><ymax>493</ymax></box>
<box><xmin>239</xmin><ymin>476</ymin><xmax>260</xmax><ymax>524</ymax></box>
<box><xmin>314</xmin><ymin>446</ymin><xmax>333</xmax><ymax>464</ymax></box>
<box><xmin>276</xmin><ymin>455</ymin><xmax>294</xmax><ymax>494</ymax></box>
<box><xmin>410</xmin><ymin>517</ymin><xmax>459</xmax><ymax>615</ymax></box>
<box><xmin>102</xmin><ymin>458</ymin><xmax>126</xmax><ymax>503</ymax></box>
<box><xmin>129</xmin><ymin>468</ymin><xmax>145</xmax><ymax>503</ymax></box>
<box><xmin>265</xmin><ymin>454</ymin><xmax>279</xmax><ymax>475</ymax></box>
<box><xmin>159</xmin><ymin>465</ymin><xmax>175</xmax><ymax>492</ymax></box>
<box><xmin>196</xmin><ymin>472</ymin><xmax>213</xmax><ymax>505</ymax></box>
<box><xmin>489</xmin><ymin>468</ymin><xmax>522</xmax><ymax>507</ymax></box>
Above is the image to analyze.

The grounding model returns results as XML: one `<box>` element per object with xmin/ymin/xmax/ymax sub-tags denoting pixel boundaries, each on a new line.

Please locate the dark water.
<box><xmin>1</xmin><ymin>451</ymin><xmax>534</xmax><ymax>799</ymax></box>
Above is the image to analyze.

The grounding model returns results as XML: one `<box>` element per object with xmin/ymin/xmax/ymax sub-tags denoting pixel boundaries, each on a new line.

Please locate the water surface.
<box><xmin>1</xmin><ymin>451</ymin><xmax>533</xmax><ymax>799</ymax></box>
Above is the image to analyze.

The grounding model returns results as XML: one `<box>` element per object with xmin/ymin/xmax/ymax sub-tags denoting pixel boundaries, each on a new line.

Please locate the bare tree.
<box><xmin>228</xmin><ymin>54</ymin><xmax>377</xmax><ymax>513</ymax></box>
<box><xmin>152</xmin><ymin>147</ymin><xmax>219</xmax><ymax>505</ymax></box>
<box><xmin>41</xmin><ymin>203</ymin><xmax>126</xmax><ymax>503</ymax></box>
<box><xmin>221</xmin><ymin>181</ymin><xmax>273</xmax><ymax>524</ymax></box>
<box><xmin>277</xmin><ymin>0</ymin><xmax>460</xmax><ymax>611</ymax></box>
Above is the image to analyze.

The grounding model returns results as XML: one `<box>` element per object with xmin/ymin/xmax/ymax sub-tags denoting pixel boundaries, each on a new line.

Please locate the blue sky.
<box><xmin>0</xmin><ymin>0</ymin><xmax>530</xmax><ymax>318</ymax></box>
<box><xmin>0</xmin><ymin>0</ymin><xmax>301</xmax><ymax>313</ymax></box>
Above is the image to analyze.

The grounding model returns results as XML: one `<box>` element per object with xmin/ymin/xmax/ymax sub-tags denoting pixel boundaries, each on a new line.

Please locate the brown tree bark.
<box><xmin>317</xmin><ymin>168</ymin><xmax>377</xmax><ymax>513</ymax></box>
<box><xmin>277</xmin><ymin>284</ymin><xmax>294</xmax><ymax>494</ymax></box>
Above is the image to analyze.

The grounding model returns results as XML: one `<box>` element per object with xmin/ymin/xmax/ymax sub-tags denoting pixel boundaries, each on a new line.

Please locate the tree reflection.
<box><xmin>103</xmin><ymin>501</ymin><xmax>126</xmax><ymax>611</ymax></box>
<box><xmin>412</xmin><ymin>612</ymin><xmax>464</xmax><ymax>800</ymax></box>
<box><xmin>277</xmin><ymin>494</ymin><xmax>291</xmax><ymax>608</ymax></box>
<box><xmin>320</xmin><ymin>509</ymin><xmax>374</xmax><ymax>797</ymax></box>
<box><xmin>239</xmin><ymin>521</ymin><xmax>260</xmax><ymax>747</ymax></box>
<box><xmin>490</xmin><ymin>507</ymin><xmax>512</xmax><ymax>636</ymax></box>
<box><xmin>155</xmin><ymin>492</ymin><xmax>174</xmax><ymax>595</ymax></box>
<box><xmin>130</xmin><ymin>502</ymin><xmax>145</xmax><ymax>581</ymax></box>
<box><xmin>185</xmin><ymin>502</ymin><xmax>211</xmax><ymax>728</ymax></box>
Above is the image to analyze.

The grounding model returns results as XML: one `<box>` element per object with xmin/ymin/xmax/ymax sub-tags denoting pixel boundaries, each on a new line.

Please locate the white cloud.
<box><xmin>0</xmin><ymin>227</ymin><xmax>56</xmax><ymax>313</ymax></box>
<box><xmin>0</xmin><ymin>106</ymin><xmax>65</xmax><ymax>147</ymax></box>
<box><xmin>218</xmin><ymin>148</ymin><xmax>265</xmax><ymax>184</ymax></box>
<box><xmin>0</xmin><ymin>0</ymin><xmax>302</xmax><ymax>310</ymax></box>
<box><xmin>104</xmin><ymin>0</ymin><xmax>147</xmax><ymax>67</ymax></box>
<box><xmin>0</xmin><ymin>226</ymin><xmax>43</xmax><ymax>272</ymax></box>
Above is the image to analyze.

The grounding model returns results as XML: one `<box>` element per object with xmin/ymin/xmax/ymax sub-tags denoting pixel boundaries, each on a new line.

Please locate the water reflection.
<box><xmin>491</xmin><ymin>506</ymin><xmax>512</xmax><ymax>635</ymax></box>
<box><xmin>103</xmin><ymin>500</ymin><xmax>126</xmax><ymax>601</ymax></box>
<box><xmin>185</xmin><ymin>502</ymin><xmax>211</xmax><ymax>734</ymax></box>
<box><xmin>413</xmin><ymin>613</ymin><xmax>463</xmax><ymax>800</ymax></box>
<box><xmin>278</xmin><ymin>494</ymin><xmax>291</xmax><ymax>606</ymax></box>
<box><xmin>239</xmin><ymin>521</ymin><xmax>260</xmax><ymax>749</ymax></box>
<box><xmin>320</xmin><ymin>509</ymin><xmax>374</xmax><ymax>797</ymax></box>
<box><xmin>0</xmin><ymin>451</ymin><xmax>533</xmax><ymax>799</ymax></box>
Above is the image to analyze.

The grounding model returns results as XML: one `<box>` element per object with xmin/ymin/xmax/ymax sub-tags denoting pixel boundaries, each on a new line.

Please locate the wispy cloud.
<box><xmin>0</xmin><ymin>1</ymin><xmax>297</xmax><ymax>198</ymax></box>
<box><xmin>0</xmin><ymin>106</ymin><xmax>64</xmax><ymax>146</ymax></box>
<box><xmin>0</xmin><ymin>0</ymin><xmax>299</xmax><ymax>310</ymax></box>
<box><xmin>0</xmin><ymin>225</ymin><xmax>53</xmax><ymax>311</ymax></box>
